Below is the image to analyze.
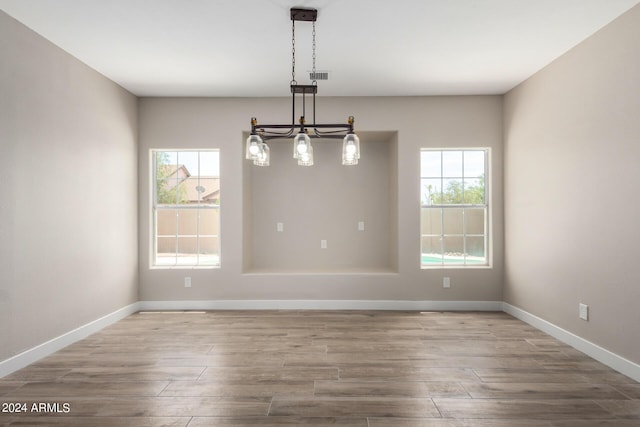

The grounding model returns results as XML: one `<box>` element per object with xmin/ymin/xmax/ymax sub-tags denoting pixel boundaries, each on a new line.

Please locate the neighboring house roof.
<box><xmin>158</xmin><ymin>164</ymin><xmax>191</xmax><ymax>188</ymax></box>
<box><xmin>184</xmin><ymin>176</ymin><xmax>220</xmax><ymax>203</ymax></box>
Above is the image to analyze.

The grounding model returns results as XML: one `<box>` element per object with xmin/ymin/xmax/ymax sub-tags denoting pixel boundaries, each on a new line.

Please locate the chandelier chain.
<box><xmin>291</xmin><ymin>20</ymin><xmax>296</xmax><ymax>84</ymax></box>
<box><xmin>312</xmin><ymin>21</ymin><xmax>317</xmax><ymax>84</ymax></box>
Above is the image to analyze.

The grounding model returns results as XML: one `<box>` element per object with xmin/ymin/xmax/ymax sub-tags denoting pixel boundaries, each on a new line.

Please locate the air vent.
<box><xmin>309</xmin><ymin>71</ymin><xmax>330</xmax><ymax>81</ymax></box>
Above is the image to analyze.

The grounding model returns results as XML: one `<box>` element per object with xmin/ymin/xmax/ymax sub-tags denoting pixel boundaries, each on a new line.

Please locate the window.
<box><xmin>420</xmin><ymin>149</ymin><xmax>488</xmax><ymax>267</ymax></box>
<box><xmin>152</xmin><ymin>150</ymin><xmax>220</xmax><ymax>267</ymax></box>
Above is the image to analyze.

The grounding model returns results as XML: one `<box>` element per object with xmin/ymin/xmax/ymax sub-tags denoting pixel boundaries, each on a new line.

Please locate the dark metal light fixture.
<box><xmin>246</xmin><ymin>8</ymin><xmax>360</xmax><ymax>167</ymax></box>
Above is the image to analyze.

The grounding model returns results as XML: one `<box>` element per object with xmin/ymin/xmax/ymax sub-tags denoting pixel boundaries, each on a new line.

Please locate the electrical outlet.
<box><xmin>358</xmin><ymin>221</ymin><xmax>365</xmax><ymax>231</ymax></box>
<box><xmin>320</xmin><ymin>239</ymin><xmax>327</xmax><ymax>249</ymax></box>
<box><xmin>579</xmin><ymin>303</ymin><xmax>589</xmax><ymax>321</ymax></box>
<box><xmin>443</xmin><ymin>277</ymin><xmax>451</xmax><ymax>288</ymax></box>
<box><xmin>277</xmin><ymin>222</ymin><xmax>284</xmax><ymax>232</ymax></box>
<box><xmin>184</xmin><ymin>277</ymin><xmax>192</xmax><ymax>288</ymax></box>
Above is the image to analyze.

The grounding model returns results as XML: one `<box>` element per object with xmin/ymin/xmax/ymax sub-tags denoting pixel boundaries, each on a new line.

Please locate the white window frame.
<box><xmin>420</xmin><ymin>148</ymin><xmax>490</xmax><ymax>268</ymax></box>
<box><xmin>151</xmin><ymin>149</ymin><xmax>220</xmax><ymax>269</ymax></box>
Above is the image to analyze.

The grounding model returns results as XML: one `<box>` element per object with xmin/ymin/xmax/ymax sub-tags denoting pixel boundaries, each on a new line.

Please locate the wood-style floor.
<box><xmin>1</xmin><ymin>310</ymin><xmax>639</xmax><ymax>426</ymax></box>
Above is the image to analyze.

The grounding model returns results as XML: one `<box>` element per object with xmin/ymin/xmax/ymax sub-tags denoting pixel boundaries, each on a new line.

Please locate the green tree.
<box><xmin>430</xmin><ymin>174</ymin><xmax>484</xmax><ymax>205</ymax></box>
<box><xmin>156</xmin><ymin>152</ymin><xmax>188</xmax><ymax>204</ymax></box>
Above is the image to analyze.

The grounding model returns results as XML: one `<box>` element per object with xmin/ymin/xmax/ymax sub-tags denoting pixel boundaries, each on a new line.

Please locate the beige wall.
<box><xmin>504</xmin><ymin>5</ymin><xmax>640</xmax><ymax>364</ymax></box>
<box><xmin>0</xmin><ymin>12</ymin><xmax>138</xmax><ymax>361</ymax></box>
<box><xmin>138</xmin><ymin>96</ymin><xmax>504</xmax><ymax>301</ymax></box>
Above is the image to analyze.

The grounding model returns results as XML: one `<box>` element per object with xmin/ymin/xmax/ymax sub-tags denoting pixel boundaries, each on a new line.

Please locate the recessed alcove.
<box><xmin>242</xmin><ymin>131</ymin><xmax>398</xmax><ymax>273</ymax></box>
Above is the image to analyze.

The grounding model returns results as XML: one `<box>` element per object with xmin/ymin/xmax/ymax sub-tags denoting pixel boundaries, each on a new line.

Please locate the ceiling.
<box><xmin>2</xmin><ymin>0</ymin><xmax>639</xmax><ymax>97</ymax></box>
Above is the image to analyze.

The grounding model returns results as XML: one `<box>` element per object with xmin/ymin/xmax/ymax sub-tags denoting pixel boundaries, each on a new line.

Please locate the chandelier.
<box><xmin>246</xmin><ymin>8</ymin><xmax>360</xmax><ymax>167</ymax></box>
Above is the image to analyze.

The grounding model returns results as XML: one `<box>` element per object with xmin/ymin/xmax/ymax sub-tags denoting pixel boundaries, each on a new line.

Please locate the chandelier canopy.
<box><xmin>246</xmin><ymin>8</ymin><xmax>360</xmax><ymax>167</ymax></box>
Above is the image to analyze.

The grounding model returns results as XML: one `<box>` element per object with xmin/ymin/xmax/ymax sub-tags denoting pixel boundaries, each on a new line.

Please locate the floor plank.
<box><xmin>368</xmin><ymin>419</ymin><xmax>553</xmax><ymax>427</ymax></box>
<box><xmin>314</xmin><ymin>380</ymin><xmax>468</xmax><ymax>398</ymax></box>
<box><xmin>187</xmin><ymin>417</ymin><xmax>368</xmax><ymax>426</ymax></box>
<box><xmin>0</xmin><ymin>417</ymin><xmax>190</xmax><ymax>426</ymax></box>
<box><xmin>461</xmin><ymin>382</ymin><xmax>629</xmax><ymax>400</ymax></box>
<box><xmin>433</xmin><ymin>398</ymin><xmax>613</xmax><ymax>419</ymax></box>
<box><xmin>268</xmin><ymin>396</ymin><xmax>441</xmax><ymax>417</ymax></box>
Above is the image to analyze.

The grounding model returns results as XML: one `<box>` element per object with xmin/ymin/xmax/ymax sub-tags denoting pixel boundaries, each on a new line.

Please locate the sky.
<box><xmin>420</xmin><ymin>149</ymin><xmax>485</xmax><ymax>178</ymax></box>
<box><xmin>158</xmin><ymin>150</ymin><xmax>220</xmax><ymax>176</ymax></box>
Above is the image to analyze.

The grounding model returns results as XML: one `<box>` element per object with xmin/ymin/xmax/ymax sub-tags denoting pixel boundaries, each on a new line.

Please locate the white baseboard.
<box><xmin>503</xmin><ymin>303</ymin><xmax>640</xmax><ymax>383</ymax></box>
<box><xmin>138</xmin><ymin>299</ymin><xmax>504</xmax><ymax>312</ymax></box>
<box><xmin>0</xmin><ymin>302</ymin><xmax>140</xmax><ymax>378</ymax></box>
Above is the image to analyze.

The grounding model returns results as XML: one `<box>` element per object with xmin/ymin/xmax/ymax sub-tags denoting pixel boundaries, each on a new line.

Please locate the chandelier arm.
<box><xmin>255</xmin><ymin>122</ymin><xmax>352</xmax><ymax>131</ymax></box>
<box><xmin>311</xmin><ymin>129</ymin><xmax>349</xmax><ymax>139</ymax></box>
<box><xmin>262</xmin><ymin>133</ymin><xmax>296</xmax><ymax>142</ymax></box>
<box><xmin>256</xmin><ymin>124</ymin><xmax>350</xmax><ymax>130</ymax></box>
<box><xmin>256</xmin><ymin>127</ymin><xmax>295</xmax><ymax>139</ymax></box>
<box><xmin>259</xmin><ymin>130</ymin><xmax>296</xmax><ymax>142</ymax></box>
<box><xmin>312</xmin><ymin>130</ymin><xmax>347</xmax><ymax>136</ymax></box>
<box><xmin>255</xmin><ymin>125</ymin><xmax>298</xmax><ymax>131</ymax></box>
<box><xmin>309</xmin><ymin>134</ymin><xmax>346</xmax><ymax>140</ymax></box>
<box><xmin>256</xmin><ymin>127</ymin><xmax>351</xmax><ymax>141</ymax></box>
<box><xmin>306</xmin><ymin>124</ymin><xmax>353</xmax><ymax>129</ymax></box>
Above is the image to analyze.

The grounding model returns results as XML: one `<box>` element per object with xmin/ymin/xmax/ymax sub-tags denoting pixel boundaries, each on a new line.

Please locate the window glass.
<box><xmin>420</xmin><ymin>149</ymin><xmax>488</xmax><ymax>267</ymax></box>
<box><xmin>152</xmin><ymin>150</ymin><xmax>220</xmax><ymax>268</ymax></box>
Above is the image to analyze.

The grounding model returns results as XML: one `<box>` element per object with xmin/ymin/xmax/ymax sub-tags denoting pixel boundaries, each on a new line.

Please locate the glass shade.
<box><xmin>293</xmin><ymin>132</ymin><xmax>311</xmax><ymax>159</ymax></box>
<box><xmin>342</xmin><ymin>133</ymin><xmax>360</xmax><ymax>165</ymax></box>
<box><xmin>297</xmin><ymin>144</ymin><xmax>314</xmax><ymax>166</ymax></box>
<box><xmin>245</xmin><ymin>134</ymin><xmax>263</xmax><ymax>160</ymax></box>
<box><xmin>253</xmin><ymin>143</ymin><xmax>270</xmax><ymax>166</ymax></box>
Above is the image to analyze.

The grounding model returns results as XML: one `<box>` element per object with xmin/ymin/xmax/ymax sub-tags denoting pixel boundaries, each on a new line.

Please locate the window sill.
<box><xmin>242</xmin><ymin>267</ymin><xmax>398</xmax><ymax>275</ymax></box>
<box><xmin>421</xmin><ymin>264</ymin><xmax>492</xmax><ymax>270</ymax></box>
<box><xmin>150</xmin><ymin>265</ymin><xmax>220</xmax><ymax>270</ymax></box>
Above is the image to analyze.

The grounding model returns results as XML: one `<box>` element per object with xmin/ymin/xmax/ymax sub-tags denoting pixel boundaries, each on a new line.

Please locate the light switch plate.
<box><xmin>579</xmin><ymin>303</ymin><xmax>589</xmax><ymax>321</ymax></box>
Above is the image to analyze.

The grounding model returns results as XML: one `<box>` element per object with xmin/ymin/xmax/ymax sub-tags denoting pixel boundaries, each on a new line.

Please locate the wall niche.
<box><xmin>242</xmin><ymin>131</ymin><xmax>398</xmax><ymax>273</ymax></box>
